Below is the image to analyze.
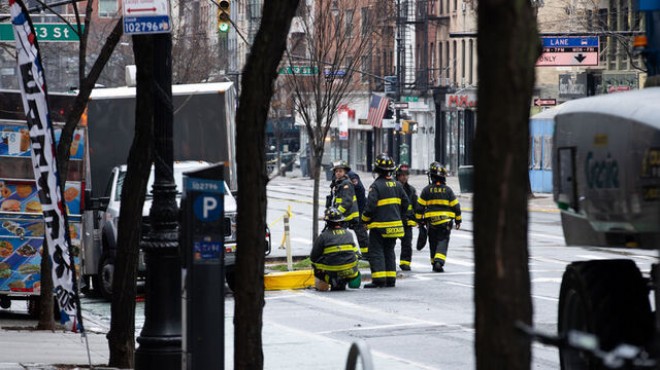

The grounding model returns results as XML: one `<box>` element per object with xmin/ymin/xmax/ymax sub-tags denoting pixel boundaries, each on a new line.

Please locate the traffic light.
<box><xmin>402</xmin><ymin>120</ymin><xmax>418</xmax><ymax>134</ymax></box>
<box><xmin>217</xmin><ymin>0</ymin><xmax>230</xmax><ymax>33</ymax></box>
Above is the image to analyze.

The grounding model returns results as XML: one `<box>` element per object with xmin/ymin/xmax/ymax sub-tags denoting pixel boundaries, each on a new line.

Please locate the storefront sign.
<box><xmin>601</xmin><ymin>72</ymin><xmax>638</xmax><ymax>94</ymax></box>
<box><xmin>558</xmin><ymin>73</ymin><xmax>588</xmax><ymax>100</ymax></box>
<box><xmin>445</xmin><ymin>92</ymin><xmax>477</xmax><ymax>109</ymax></box>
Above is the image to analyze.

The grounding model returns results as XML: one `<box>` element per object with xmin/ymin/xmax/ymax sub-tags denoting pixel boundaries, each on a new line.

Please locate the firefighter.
<box><xmin>394</xmin><ymin>163</ymin><xmax>417</xmax><ymax>271</ymax></box>
<box><xmin>415</xmin><ymin>162</ymin><xmax>461</xmax><ymax>272</ymax></box>
<box><xmin>310</xmin><ymin>207</ymin><xmax>361</xmax><ymax>291</ymax></box>
<box><xmin>327</xmin><ymin>160</ymin><xmax>369</xmax><ymax>258</ymax></box>
<box><xmin>361</xmin><ymin>153</ymin><xmax>409</xmax><ymax>288</ymax></box>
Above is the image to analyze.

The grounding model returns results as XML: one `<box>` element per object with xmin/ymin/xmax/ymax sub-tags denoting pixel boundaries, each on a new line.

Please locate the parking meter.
<box><xmin>181</xmin><ymin>163</ymin><xmax>225</xmax><ymax>370</ymax></box>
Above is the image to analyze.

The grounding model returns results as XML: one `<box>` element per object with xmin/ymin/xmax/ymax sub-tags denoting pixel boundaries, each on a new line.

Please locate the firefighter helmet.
<box><xmin>428</xmin><ymin>162</ymin><xmax>448</xmax><ymax>178</ymax></box>
<box><xmin>324</xmin><ymin>207</ymin><xmax>346</xmax><ymax>222</ymax></box>
<box><xmin>374</xmin><ymin>153</ymin><xmax>396</xmax><ymax>172</ymax></box>
<box><xmin>395</xmin><ymin>162</ymin><xmax>410</xmax><ymax>177</ymax></box>
<box><xmin>332</xmin><ymin>160</ymin><xmax>351</xmax><ymax>172</ymax></box>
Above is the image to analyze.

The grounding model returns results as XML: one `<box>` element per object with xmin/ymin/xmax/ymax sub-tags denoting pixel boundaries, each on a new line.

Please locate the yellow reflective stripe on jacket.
<box><xmin>366</xmin><ymin>220</ymin><xmax>403</xmax><ymax>229</ymax></box>
<box><xmin>417</xmin><ymin>198</ymin><xmax>428</xmax><ymax>206</ymax></box>
<box><xmin>449</xmin><ymin>199</ymin><xmax>459</xmax><ymax>207</ymax></box>
<box><xmin>424</xmin><ymin>211</ymin><xmax>456</xmax><ymax>218</ymax></box>
<box><xmin>377</xmin><ymin>197</ymin><xmax>402</xmax><ymax>206</ymax></box>
<box><xmin>335</xmin><ymin>198</ymin><xmax>343</xmax><ymax>203</ymax></box>
<box><xmin>426</xmin><ymin>199</ymin><xmax>451</xmax><ymax>206</ymax></box>
<box><xmin>359</xmin><ymin>247</ymin><xmax>368</xmax><ymax>254</ymax></box>
<box><xmin>406</xmin><ymin>220</ymin><xmax>417</xmax><ymax>226</ymax></box>
<box><xmin>337</xmin><ymin>205</ymin><xmax>347</xmax><ymax>213</ymax></box>
<box><xmin>430</xmin><ymin>218</ymin><xmax>452</xmax><ymax>226</ymax></box>
<box><xmin>313</xmin><ymin>260</ymin><xmax>358</xmax><ymax>272</ymax></box>
<box><xmin>322</xmin><ymin>244</ymin><xmax>357</xmax><ymax>254</ymax></box>
<box><xmin>455</xmin><ymin>215</ymin><xmax>462</xmax><ymax>221</ymax></box>
<box><xmin>345</xmin><ymin>211</ymin><xmax>359</xmax><ymax>221</ymax></box>
<box><xmin>362</xmin><ymin>215</ymin><xmax>371</xmax><ymax>222</ymax></box>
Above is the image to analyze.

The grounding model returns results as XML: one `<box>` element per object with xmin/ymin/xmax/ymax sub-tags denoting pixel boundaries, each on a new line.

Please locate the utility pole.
<box><xmin>394</xmin><ymin>0</ymin><xmax>403</xmax><ymax>164</ymax></box>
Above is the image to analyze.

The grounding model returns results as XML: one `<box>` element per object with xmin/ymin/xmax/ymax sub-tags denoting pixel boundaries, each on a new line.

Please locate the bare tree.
<box><xmin>283</xmin><ymin>0</ymin><xmax>388</xmax><ymax>238</ymax></box>
<box><xmin>170</xmin><ymin>1</ymin><xmax>220</xmax><ymax>83</ymax></box>
<box><xmin>474</xmin><ymin>0</ymin><xmax>540</xmax><ymax>369</ymax></box>
<box><xmin>234</xmin><ymin>1</ymin><xmax>300</xmax><ymax>368</ymax></box>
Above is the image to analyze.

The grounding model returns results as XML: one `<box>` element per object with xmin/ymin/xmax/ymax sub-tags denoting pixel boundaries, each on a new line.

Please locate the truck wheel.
<box><xmin>0</xmin><ymin>296</ymin><xmax>10</xmax><ymax>309</ymax></box>
<box><xmin>97</xmin><ymin>252</ymin><xmax>114</xmax><ymax>301</ymax></box>
<box><xmin>225</xmin><ymin>268</ymin><xmax>236</xmax><ymax>293</ymax></box>
<box><xmin>558</xmin><ymin>259</ymin><xmax>652</xmax><ymax>370</ymax></box>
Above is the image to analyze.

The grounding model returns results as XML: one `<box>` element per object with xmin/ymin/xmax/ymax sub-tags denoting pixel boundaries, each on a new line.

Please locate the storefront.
<box><xmin>434</xmin><ymin>87</ymin><xmax>477</xmax><ymax>175</ymax></box>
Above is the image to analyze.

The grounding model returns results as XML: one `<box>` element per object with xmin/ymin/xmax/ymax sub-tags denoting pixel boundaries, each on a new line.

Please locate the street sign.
<box><xmin>392</xmin><ymin>102</ymin><xmax>409</xmax><ymax>109</ymax></box>
<box><xmin>402</xmin><ymin>96</ymin><xmax>419</xmax><ymax>103</ymax></box>
<box><xmin>533</xmin><ymin>98</ymin><xmax>557</xmax><ymax>107</ymax></box>
<box><xmin>278</xmin><ymin>66</ymin><xmax>318</xmax><ymax>75</ymax></box>
<box><xmin>324</xmin><ymin>68</ymin><xmax>347</xmax><ymax>78</ymax></box>
<box><xmin>0</xmin><ymin>24</ymin><xmax>83</xmax><ymax>42</ymax></box>
<box><xmin>122</xmin><ymin>0</ymin><xmax>171</xmax><ymax>35</ymax></box>
<box><xmin>537</xmin><ymin>36</ymin><xmax>599</xmax><ymax>67</ymax></box>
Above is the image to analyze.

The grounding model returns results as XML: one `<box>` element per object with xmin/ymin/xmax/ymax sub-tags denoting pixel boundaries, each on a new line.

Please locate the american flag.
<box><xmin>367</xmin><ymin>94</ymin><xmax>390</xmax><ymax>128</ymax></box>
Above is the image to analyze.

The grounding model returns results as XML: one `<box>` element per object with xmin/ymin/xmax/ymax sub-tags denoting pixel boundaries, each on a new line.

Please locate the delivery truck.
<box><xmin>0</xmin><ymin>82</ymin><xmax>241</xmax><ymax>306</ymax></box>
<box><xmin>551</xmin><ymin>87</ymin><xmax>660</xmax><ymax>369</ymax></box>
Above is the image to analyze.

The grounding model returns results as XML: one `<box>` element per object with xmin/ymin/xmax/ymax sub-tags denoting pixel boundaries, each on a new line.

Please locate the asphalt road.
<box><xmin>70</xmin><ymin>174</ymin><xmax>658</xmax><ymax>369</ymax></box>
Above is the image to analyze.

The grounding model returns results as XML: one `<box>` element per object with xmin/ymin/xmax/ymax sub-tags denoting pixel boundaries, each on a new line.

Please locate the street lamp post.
<box><xmin>134</xmin><ymin>32</ymin><xmax>181</xmax><ymax>370</ymax></box>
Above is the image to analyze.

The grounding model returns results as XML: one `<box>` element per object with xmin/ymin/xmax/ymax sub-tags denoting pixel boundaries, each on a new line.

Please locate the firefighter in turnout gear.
<box><xmin>310</xmin><ymin>207</ymin><xmax>361</xmax><ymax>291</ymax></box>
<box><xmin>361</xmin><ymin>153</ymin><xmax>409</xmax><ymax>288</ymax></box>
<box><xmin>395</xmin><ymin>163</ymin><xmax>417</xmax><ymax>271</ymax></box>
<box><xmin>415</xmin><ymin>162</ymin><xmax>461</xmax><ymax>272</ymax></box>
<box><xmin>327</xmin><ymin>160</ymin><xmax>369</xmax><ymax>258</ymax></box>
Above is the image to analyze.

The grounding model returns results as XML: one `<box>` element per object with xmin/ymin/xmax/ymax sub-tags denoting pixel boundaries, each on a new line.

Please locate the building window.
<box><xmin>461</xmin><ymin>40</ymin><xmax>466</xmax><ymax>85</ymax></box>
<box><xmin>345</xmin><ymin>9</ymin><xmax>354</xmax><ymax>37</ymax></box>
<box><xmin>438</xmin><ymin>43</ymin><xmax>443</xmax><ymax>82</ymax></box>
<box><xmin>468</xmin><ymin>39</ymin><xmax>474</xmax><ymax>84</ymax></box>
<box><xmin>98</xmin><ymin>0</ymin><xmax>118</xmax><ymax>18</ymax></box>
<box><xmin>452</xmin><ymin>41</ymin><xmax>457</xmax><ymax>84</ymax></box>
<box><xmin>445</xmin><ymin>41</ymin><xmax>450</xmax><ymax>79</ymax></box>
<box><xmin>361</xmin><ymin>7</ymin><xmax>369</xmax><ymax>36</ymax></box>
<box><xmin>430</xmin><ymin>42</ymin><xmax>435</xmax><ymax>83</ymax></box>
<box><xmin>361</xmin><ymin>55</ymin><xmax>370</xmax><ymax>83</ymax></box>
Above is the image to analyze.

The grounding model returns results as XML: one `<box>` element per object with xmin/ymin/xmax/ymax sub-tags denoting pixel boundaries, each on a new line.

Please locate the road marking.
<box><xmin>532</xmin><ymin>294</ymin><xmax>558</xmax><ymax>302</ymax></box>
<box><xmin>316</xmin><ymin>322</ymin><xmax>429</xmax><ymax>335</ymax></box>
<box><xmin>264</xmin><ymin>321</ymin><xmax>443</xmax><ymax>370</ymax></box>
<box><xmin>576</xmin><ymin>254</ymin><xmax>607</xmax><ymax>260</ymax></box>
<box><xmin>530</xmin><ymin>256</ymin><xmax>570</xmax><ymax>265</ymax></box>
<box><xmin>531</xmin><ymin>277</ymin><xmax>562</xmax><ymax>283</ymax></box>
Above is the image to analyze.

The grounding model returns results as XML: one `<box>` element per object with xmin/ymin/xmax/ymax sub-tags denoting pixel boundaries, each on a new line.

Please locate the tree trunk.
<box><xmin>36</xmin><ymin>244</ymin><xmax>54</xmax><ymax>330</ymax></box>
<box><xmin>234</xmin><ymin>1</ymin><xmax>299</xmax><ymax>369</ymax></box>
<box><xmin>107</xmin><ymin>34</ymin><xmax>155</xmax><ymax>369</ymax></box>
<box><xmin>310</xmin><ymin>150</ymin><xmax>323</xmax><ymax>239</ymax></box>
<box><xmin>474</xmin><ymin>1</ymin><xmax>540</xmax><ymax>369</ymax></box>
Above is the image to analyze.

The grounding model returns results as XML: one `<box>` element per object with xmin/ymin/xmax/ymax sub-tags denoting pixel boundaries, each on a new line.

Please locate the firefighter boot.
<box><xmin>433</xmin><ymin>261</ymin><xmax>444</xmax><ymax>273</ymax></box>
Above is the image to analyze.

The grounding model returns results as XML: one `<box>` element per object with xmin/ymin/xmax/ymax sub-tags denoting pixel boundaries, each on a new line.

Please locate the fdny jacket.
<box><xmin>361</xmin><ymin>176</ymin><xmax>410</xmax><ymax>238</ymax></box>
<box><xmin>310</xmin><ymin>227</ymin><xmax>358</xmax><ymax>273</ymax></box>
<box><xmin>415</xmin><ymin>182</ymin><xmax>462</xmax><ymax>227</ymax></box>
<box><xmin>401</xmin><ymin>182</ymin><xmax>418</xmax><ymax>227</ymax></box>
<box><xmin>332</xmin><ymin>177</ymin><xmax>360</xmax><ymax>222</ymax></box>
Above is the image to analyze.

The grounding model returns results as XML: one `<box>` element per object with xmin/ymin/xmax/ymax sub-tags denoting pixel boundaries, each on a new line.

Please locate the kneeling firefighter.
<box><xmin>310</xmin><ymin>207</ymin><xmax>361</xmax><ymax>291</ymax></box>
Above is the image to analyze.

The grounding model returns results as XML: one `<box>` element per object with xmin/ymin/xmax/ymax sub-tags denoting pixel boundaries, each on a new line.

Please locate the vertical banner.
<box><xmin>9</xmin><ymin>0</ymin><xmax>81</xmax><ymax>330</ymax></box>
